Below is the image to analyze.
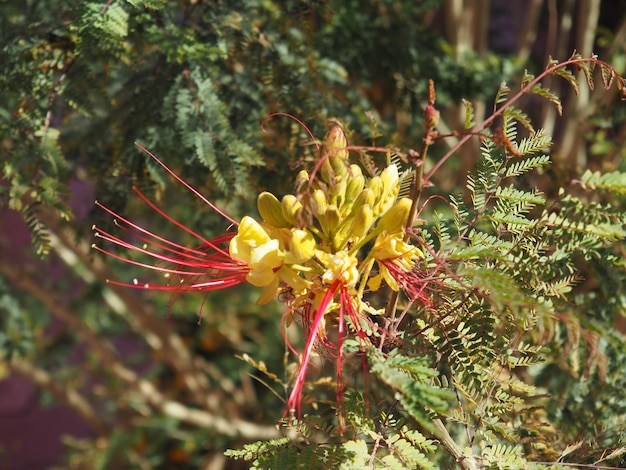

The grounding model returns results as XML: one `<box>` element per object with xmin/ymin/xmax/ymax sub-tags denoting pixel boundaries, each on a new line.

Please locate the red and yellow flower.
<box><xmin>93</xmin><ymin>124</ymin><xmax>431</xmax><ymax>424</ymax></box>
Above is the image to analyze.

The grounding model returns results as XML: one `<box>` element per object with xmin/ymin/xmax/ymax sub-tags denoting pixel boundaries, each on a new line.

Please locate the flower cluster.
<box><xmin>93</xmin><ymin>125</ymin><xmax>427</xmax><ymax>421</ymax></box>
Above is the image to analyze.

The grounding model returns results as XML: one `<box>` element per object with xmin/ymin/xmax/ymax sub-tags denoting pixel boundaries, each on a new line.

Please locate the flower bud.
<box><xmin>329</xmin><ymin>178</ymin><xmax>347</xmax><ymax>209</ymax></box>
<box><xmin>349</xmin><ymin>203</ymin><xmax>374</xmax><ymax>240</ymax></box>
<box><xmin>322</xmin><ymin>125</ymin><xmax>349</xmax><ymax>179</ymax></box>
<box><xmin>367</xmin><ymin>176</ymin><xmax>384</xmax><ymax>215</ymax></box>
<box><xmin>344</xmin><ymin>166</ymin><xmax>365</xmax><ymax>207</ymax></box>
<box><xmin>257</xmin><ymin>191</ymin><xmax>289</xmax><ymax>227</ymax></box>
<box><xmin>294</xmin><ymin>170</ymin><xmax>310</xmax><ymax>195</ymax></box>
<box><xmin>318</xmin><ymin>204</ymin><xmax>340</xmax><ymax>238</ymax></box>
<box><xmin>311</xmin><ymin>189</ymin><xmax>328</xmax><ymax>216</ymax></box>
<box><xmin>350</xmin><ymin>187</ymin><xmax>376</xmax><ymax>216</ymax></box>
<box><xmin>281</xmin><ymin>194</ymin><xmax>303</xmax><ymax>226</ymax></box>
<box><xmin>423</xmin><ymin>104</ymin><xmax>440</xmax><ymax>129</ymax></box>
<box><xmin>378</xmin><ymin>164</ymin><xmax>400</xmax><ymax>214</ymax></box>
<box><xmin>376</xmin><ymin>198</ymin><xmax>412</xmax><ymax>233</ymax></box>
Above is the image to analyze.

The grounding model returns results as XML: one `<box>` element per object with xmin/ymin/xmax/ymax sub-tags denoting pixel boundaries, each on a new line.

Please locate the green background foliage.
<box><xmin>1</xmin><ymin>0</ymin><xmax>625</xmax><ymax>468</ymax></box>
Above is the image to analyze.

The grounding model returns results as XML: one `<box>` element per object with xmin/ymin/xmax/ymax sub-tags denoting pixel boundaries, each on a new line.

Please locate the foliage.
<box><xmin>1</xmin><ymin>1</ymin><xmax>626</xmax><ymax>469</ymax></box>
<box><xmin>217</xmin><ymin>56</ymin><xmax>626</xmax><ymax>468</ymax></box>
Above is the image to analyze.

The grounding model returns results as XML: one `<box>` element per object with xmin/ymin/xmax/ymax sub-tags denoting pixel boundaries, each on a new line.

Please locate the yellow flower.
<box><xmin>230</xmin><ymin>216</ymin><xmax>311</xmax><ymax>304</ymax></box>
<box><xmin>317</xmin><ymin>250</ymin><xmax>359</xmax><ymax>287</ymax></box>
<box><xmin>230</xmin><ymin>216</ymin><xmax>284</xmax><ymax>287</ymax></box>
<box><xmin>368</xmin><ymin>231</ymin><xmax>422</xmax><ymax>292</ymax></box>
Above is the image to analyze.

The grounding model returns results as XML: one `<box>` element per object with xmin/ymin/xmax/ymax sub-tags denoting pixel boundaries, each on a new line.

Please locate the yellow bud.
<box><xmin>285</xmin><ymin>228</ymin><xmax>316</xmax><ymax>264</ymax></box>
<box><xmin>376</xmin><ymin>198</ymin><xmax>412</xmax><ymax>233</ymax></box>
<box><xmin>296</xmin><ymin>169</ymin><xmax>309</xmax><ymax>185</ymax></box>
<box><xmin>294</xmin><ymin>170</ymin><xmax>310</xmax><ymax>195</ymax></box>
<box><xmin>378</xmin><ymin>164</ymin><xmax>400</xmax><ymax>213</ymax></box>
<box><xmin>350</xmin><ymin>203</ymin><xmax>374</xmax><ymax>240</ymax></box>
<box><xmin>257</xmin><ymin>191</ymin><xmax>289</xmax><ymax>227</ymax></box>
<box><xmin>281</xmin><ymin>194</ymin><xmax>303</xmax><ymax>226</ymax></box>
<box><xmin>311</xmin><ymin>189</ymin><xmax>328</xmax><ymax>216</ymax></box>
<box><xmin>367</xmin><ymin>176</ymin><xmax>384</xmax><ymax>215</ymax></box>
<box><xmin>344</xmin><ymin>166</ymin><xmax>365</xmax><ymax>207</ymax></box>
<box><xmin>350</xmin><ymin>187</ymin><xmax>376</xmax><ymax>216</ymax></box>
<box><xmin>318</xmin><ymin>204</ymin><xmax>340</xmax><ymax>238</ymax></box>
<box><xmin>328</xmin><ymin>178</ymin><xmax>347</xmax><ymax>208</ymax></box>
<box><xmin>320</xmin><ymin>158</ymin><xmax>335</xmax><ymax>186</ymax></box>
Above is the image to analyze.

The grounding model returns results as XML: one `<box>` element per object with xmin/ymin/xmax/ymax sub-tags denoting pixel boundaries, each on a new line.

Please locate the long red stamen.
<box><xmin>134</xmin><ymin>143</ymin><xmax>239</xmax><ymax>226</ymax></box>
<box><xmin>287</xmin><ymin>280</ymin><xmax>340</xmax><ymax>417</ymax></box>
<box><xmin>336</xmin><ymin>288</ymin><xmax>346</xmax><ymax>433</ymax></box>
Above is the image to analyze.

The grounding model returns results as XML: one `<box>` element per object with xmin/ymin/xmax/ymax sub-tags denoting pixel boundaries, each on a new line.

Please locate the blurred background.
<box><xmin>1</xmin><ymin>0</ymin><xmax>625</xmax><ymax>468</ymax></box>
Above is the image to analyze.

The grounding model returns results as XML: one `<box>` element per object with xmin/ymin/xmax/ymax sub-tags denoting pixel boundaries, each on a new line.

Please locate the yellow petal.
<box><xmin>285</xmin><ymin>229</ymin><xmax>316</xmax><ymax>264</ymax></box>
<box><xmin>230</xmin><ymin>216</ymin><xmax>272</xmax><ymax>263</ymax></box>
<box><xmin>376</xmin><ymin>198</ymin><xmax>411</xmax><ymax>234</ymax></box>
<box><xmin>368</xmin><ymin>273</ymin><xmax>383</xmax><ymax>292</ymax></box>
<box><xmin>256</xmin><ymin>274</ymin><xmax>280</xmax><ymax>304</ymax></box>
<box><xmin>246</xmin><ymin>239</ymin><xmax>284</xmax><ymax>287</ymax></box>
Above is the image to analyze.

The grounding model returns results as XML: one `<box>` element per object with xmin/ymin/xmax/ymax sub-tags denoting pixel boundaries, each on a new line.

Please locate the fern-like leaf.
<box><xmin>580</xmin><ymin>169</ymin><xmax>626</xmax><ymax>195</ymax></box>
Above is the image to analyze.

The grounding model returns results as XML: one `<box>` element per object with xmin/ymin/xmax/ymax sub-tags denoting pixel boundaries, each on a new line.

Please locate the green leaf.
<box><xmin>461</xmin><ymin>98</ymin><xmax>475</xmax><ymax>129</ymax></box>
<box><xmin>529</xmin><ymin>84</ymin><xmax>562</xmax><ymax>114</ymax></box>
<box><xmin>580</xmin><ymin>169</ymin><xmax>626</xmax><ymax>195</ymax></box>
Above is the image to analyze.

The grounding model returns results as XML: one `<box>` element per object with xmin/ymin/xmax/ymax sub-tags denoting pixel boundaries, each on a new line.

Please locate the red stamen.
<box><xmin>134</xmin><ymin>143</ymin><xmax>239</xmax><ymax>226</ymax></box>
<box><xmin>287</xmin><ymin>280</ymin><xmax>340</xmax><ymax>417</ymax></box>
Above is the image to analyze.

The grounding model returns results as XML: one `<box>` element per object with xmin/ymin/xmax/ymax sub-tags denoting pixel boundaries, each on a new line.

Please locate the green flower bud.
<box><xmin>376</xmin><ymin>198</ymin><xmax>412</xmax><ymax>233</ymax></box>
<box><xmin>281</xmin><ymin>194</ymin><xmax>303</xmax><ymax>226</ymax></box>
<box><xmin>257</xmin><ymin>191</ymin><xmax>289</xmax><ymax>227</ymax></box>
<box><xmin>318</xmin><ymin>204</ymin><xmax>340</xmax><ymax>239</ymax></box>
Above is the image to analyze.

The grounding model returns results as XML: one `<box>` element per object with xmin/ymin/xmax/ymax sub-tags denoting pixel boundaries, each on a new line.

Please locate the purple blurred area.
<box><xmin>0</xmin><ymin>375</ymin><xmax>91</xmax><ymax>469</ymax></box>
<box><xmin>0</xmin><ymin>182</ymin><xmax>95</xmax><ymax>467</ymax></box>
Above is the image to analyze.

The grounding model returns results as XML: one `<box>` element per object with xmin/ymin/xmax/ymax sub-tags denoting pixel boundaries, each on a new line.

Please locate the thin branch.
<box><xmin>423</xmin><ymin>56</ymin><xmax>622</xmax><ymax>185</ymax></box>
<box><xmin>431</xmin><ymin>418</ymin><xmax>481</xmax><ymax>470</ymax></box>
